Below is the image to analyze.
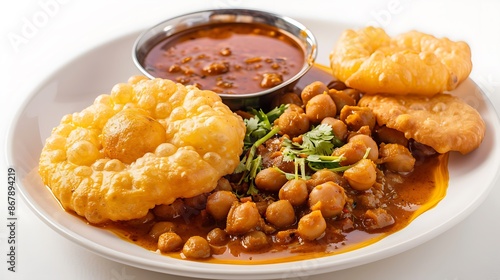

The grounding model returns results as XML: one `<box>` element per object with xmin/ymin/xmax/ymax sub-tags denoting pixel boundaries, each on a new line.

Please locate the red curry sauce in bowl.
<box><xmin>133</xmin><ymin>9</ymin><xmax>317</xmax><ymax>110</ymax></box>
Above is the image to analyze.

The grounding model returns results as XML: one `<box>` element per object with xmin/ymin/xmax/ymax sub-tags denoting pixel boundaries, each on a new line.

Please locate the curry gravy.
<box><xmin>143</xmin><ymin>22</ymin><xmax>304</xmax><ymax>94</ymax></box>
<box><xmin>96</xmin><ymin>152</ymin><xmax>448</xmax><ymax>264</ymax></box>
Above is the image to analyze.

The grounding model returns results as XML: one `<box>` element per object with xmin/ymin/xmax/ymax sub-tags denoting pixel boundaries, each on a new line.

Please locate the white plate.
<box><xmin>6</xmin><ymin>28</ymin><xmax>500</xmax><ymax>279</ymax></box>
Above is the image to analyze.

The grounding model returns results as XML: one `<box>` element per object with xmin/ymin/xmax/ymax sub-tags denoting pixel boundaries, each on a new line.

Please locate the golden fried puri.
<box><xmin>330</xmin><ymin>27</ymin><xmax>472</xmax><ymax>96</ymax></box>
<box><xmin>39</xmin><ymin>76</ymin><xmax>246</xmax><ymax>224</ymax></box>
<box><xmin>358</xmin><ymin>94</ymin><xmax>485</xmax><ymax>154</ymax></box>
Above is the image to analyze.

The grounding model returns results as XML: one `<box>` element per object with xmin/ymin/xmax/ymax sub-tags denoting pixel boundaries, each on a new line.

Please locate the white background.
<box><xmin>1</xmin><ymin>0</ymin><xmax>500</xmax><ymax>279</ymax></box>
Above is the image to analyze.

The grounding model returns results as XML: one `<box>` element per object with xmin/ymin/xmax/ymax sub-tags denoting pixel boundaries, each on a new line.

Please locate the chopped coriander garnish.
<box><xmin>283</xmin><ymin>123</ymin><xmax>344</xmax><ymax>163</ymax></box>
<box><xmin>243</xmin><ymin>104</ymin><xmax>287</xmax><ymax>150</ymax></box>
<box><xmin>270</xmin><ymin>166</ymin><xmax>304</xmax><ymax>181</ymax></box>
<box><xmin>234</xmin><ymin>105</ymin><xmax>365</xmax><ymax>196</ymax></box>
<box><xmin>281</xmin><ymin>123</ymin><xmax>354</xmax><ymax>172</ymax></box>
<box><xmin>235</xmin><ymin>105</ymin><xmax>286</xmax><ymax>195</ymax></box>
<box><xmin>301</xmin><ymin>123</ymin><xmax>337</xmax><ymax>155</ymax></box>
<box><xmin>308</xmin><ymin>147</ymin><xmax>372</xmax><ymax>172</ymax></box>
<box><xmin>237</xmin><ymin>126</ymin><xmax>280</xmax><ymax>194</ymax></box>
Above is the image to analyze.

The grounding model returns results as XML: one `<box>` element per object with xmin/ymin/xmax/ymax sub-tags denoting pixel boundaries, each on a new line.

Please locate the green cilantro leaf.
<box><xmin>282</xmin><ymin>123</ymin><xmax>346</xmax><ymax>172</ymax></box>
<box><xmin>243</xmin><ymin>104</ymin><xmax>287</xmax><ymax>150</ymax></box>
<box><xmin>283</xmin><ymin>124</ymin><xmax>343</xmax><ymax>160</ymax></box>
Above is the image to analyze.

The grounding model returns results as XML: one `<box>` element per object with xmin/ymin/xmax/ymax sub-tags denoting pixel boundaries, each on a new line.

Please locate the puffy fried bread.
<box><xmin>358</xmin><ymin>93</ymin><xmax>485</xmax><ymax>154</ymax></box>
<box><xmin>330</xmin><ymin>27</ymin><xmax>472</xmax><ymax>96</ymax></box>
<box><xmin>39</xmin><ymin>76</ymin><xmax>246</xmax><ymax>223</ymax></box>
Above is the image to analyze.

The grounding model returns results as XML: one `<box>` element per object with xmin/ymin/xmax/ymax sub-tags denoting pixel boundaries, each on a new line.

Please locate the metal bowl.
<box><xmin>132</xmin><ymin>8</ymin><xmax>317</xmax><ymax>110</ymax></box>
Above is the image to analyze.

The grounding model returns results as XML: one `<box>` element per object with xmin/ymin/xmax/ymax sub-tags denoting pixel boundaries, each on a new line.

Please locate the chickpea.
<box><xmin>206</xmin><ymin>228</ymin><xmax>229</xmax><ymax>246</ymax></box>
<box><xmin>306</xmin><ymin>169</ymin><xmax>347</xmax><ymax>191</ymax></box>
<box><xmin>339</xmin><ymin>105</ymin><xmax>375</xmax><ymax>131</ymax></box>
<box><xmin>265</xmin><ymin>200</ymin><xmax>296</xmax><ymax>228</ymax></box>
<box><xmin>327</xmin><ymin>88</ymin><xmax>356</xmax><ymax>113</ymax></box>
<box><xmin>285</xmin><ymin>103</ymin><xmax>305</xmax><ymax>114</ymax></box>
<box><xmin>305</xmin><ymin>94</ymin><xmax>337</xmax><ymax>124</ymax></box>
<box><xmin>255</xmin><ymin>167</ymin><xmax>288</xmax><ymax>192</ymax></box>
<box><xmin>149</xmin><ymin>221</ymin><xmax>175</xmax><ymax>240</ymax></box>
<box><xmin>301</xmin><ymin>81</ymin><xmax>329</xmax><ymax>104</ymax></box>
<box><xmin>241</xmin><ymin>231</ymin><xmax>270</xmax><ymax>251</ymax></box>
<box><xmin>321</xmin><ymin>117</ymin><xmax>348</xmax><ymax>142</ymax></box>
<box><xmin>153</xmin><ymin>199</ymin><xmax>185</xmax><ymax>220</ymax></box>
<box><xmin>226</xmin><ymin>201</ymin><xmax>261</xmax><ymax>235</ymax></box>
<box><xmin>348</xmin><ymin>134</ymin><xmax>379</xmax><ymax>161</ymax></box>
<box><xmin>279</xmin><ymin>179</ymin><xmax>308</xmax><ymax>206</ymax></box>
<box><xmin>308</xmin><ymin>182</ymin><xmax>346</xmax><ymax>218</ymax></box>
<box><xmin>158</xmin><ymin>232</ymin><xmax>183</xmax><ymax>253</ymax></box>
<box><xmin>215</xmin><ymin>177</ymin><xmax>233</xmax><ymax>191</ymax></box>
<box><xmin>332</xmin><ymin>140</ymin><xmax>367</xmax><ymax>166</ymax></box>
<box><xmin>276</xmin><ymin>111</ymin><xmax>310</xmax><ymax>137</ymax></box>
<box><xmin>341</xmin><ymin>88</ymin><xmax>361</xmax><ymax>103</ymax></box>
<box><xmin>355</xmin><ymin>125</ymin><xmax>372</xmax><ymax>135</ymax></box>
<box><xmin>343</xmin><ymin>159</ymin><xmax>377</xmax><ymax>191</ymax></box>
<box><xmin>206</xmin><ymin>191</ymin><xmax>238</xmax><ymax>220</ymax></box>
<box><xmin>332</xmin><ymin>134</ymin><xmax>378</xmax><ymax>166</ymax></box>
<box><xmin>378</xmin><ymin>143</ymin><xmax>416</xmax><ymax>172</ymax></box>
<box><xmin>182</xmin><ymin>236</ymin><xmax>211</xmax><ymax>259</ymax></box>
<box><xmin>297</xmin><ymin>210</ymin><xmax>326</xmax><ymax>241</ymax></box>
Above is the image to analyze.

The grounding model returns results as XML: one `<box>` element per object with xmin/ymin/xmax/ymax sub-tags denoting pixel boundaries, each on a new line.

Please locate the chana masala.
<box><xmin>89</xmin><ymin>65</ymin><xmax>449</xmax><ymax>264</ymax></box>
